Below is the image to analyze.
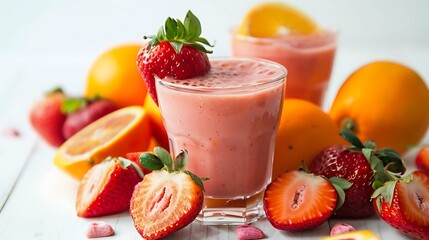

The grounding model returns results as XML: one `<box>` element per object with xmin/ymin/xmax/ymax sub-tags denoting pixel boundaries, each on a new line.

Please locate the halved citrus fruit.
<box><xmin>237</xmin><ymin>2</ymin><xmax>318</xmax><ymax>37</ymax></box>
<box><xmin>143</xmin><ymin>94</ymin><xmax>169</xmax><ymax>150</ymax></box>
<box><xmin>319</xmin><ymin>230</ymin><xmax>380</xmax><ymax>240</ymax></box>
<box><xmin>54</xmin><ymin>106</ymin><xmax>151</xmax><ymax>179</ymax></box>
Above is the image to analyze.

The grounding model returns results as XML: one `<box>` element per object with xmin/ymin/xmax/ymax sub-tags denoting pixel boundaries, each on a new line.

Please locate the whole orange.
<box><xmin>329</xmin><ymin>61</ymin><xmax>429</xmax><ymax>155</ymax></box>
<box><xmin>85</xmin><ymin>44</ymin><xmax>147</xmax><ymax>108</ymax></box>
<box><xmin>272</xmin><ymin>99</ymin><xmax>344</xmax><ymax>179</ymax></box>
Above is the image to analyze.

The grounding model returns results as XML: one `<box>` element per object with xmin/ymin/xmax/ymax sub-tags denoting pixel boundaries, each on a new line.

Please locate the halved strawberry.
<box><xmin>416</xmin><ymin>147</ymin><xmax>429</xmax><ymax>173</ymax></box>
<box><xmin>76</xmin><ymin>157</ymin><xmax>144</xmax><ymax>218</ymax></box>
<box><xmin>130</xmin><ymin>147</ymin><xmax>206</xmax><ymax>239</ymax></box>
<box><xmin>136</xmin><ymin>10</ymin><xmax>213</xmax><ymax>104</ymax></box>
<box><xmin>372</xmin><ymin>170</ymin><xmax>429</xmax><ymax>240</ymax></box>
<box><xmin>125</xmin><ymin>151</ymin><xmax>152</xmax><ymax>175</ymax></box>
<box><xmin>263</xmin><ymin>170</ymin><xmax>349</xmax><ymax>231</ymax></box>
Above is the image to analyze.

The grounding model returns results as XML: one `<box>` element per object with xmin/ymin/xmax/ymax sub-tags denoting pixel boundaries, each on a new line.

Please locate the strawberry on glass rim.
<box><xmin>137</xmin><ymin>10</ymin><xmax>213</xmax><ymax>105</ymax></box>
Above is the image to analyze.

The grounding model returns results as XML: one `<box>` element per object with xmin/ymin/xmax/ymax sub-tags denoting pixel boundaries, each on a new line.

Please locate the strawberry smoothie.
<box><xmin>232</xmin><ymin>30</ymin><xmax>336</xmax><ymax>106</ymax></box>
<box><xmin>156</xmin><ymin>58</ymin><xmax>286</xmax><ymax>223</ymax></box>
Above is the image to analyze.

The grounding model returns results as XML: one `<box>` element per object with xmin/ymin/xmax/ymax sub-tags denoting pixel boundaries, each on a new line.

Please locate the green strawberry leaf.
<box><xmin>174</xmin><ymin>149</ymin><xmax>188</xmax><ymax>171</ymax></box>
<box><xmin>340</xmin><ymin>129</ymin><xmax>365</xmax><ymax>149</ymax></box>
<box><xmin>118</xmin><ymin>157</ymin><xmax>132</xmax><ymax>169</ymax></box>
<box><xmin>184</xmin><ymin>10</ymin><xmax>201</xmax><ymax>40</ymax></box>
<box><xmin>380</xmin><ymin>180</ymin><xmax>397</xmax><ymax>206</ymax></box>
<box><xmin>329</xmin><ymin>177</ymin><xmax>352</xmax><ymax>211</ymax></box>
<box><xmin>185</xmin><ymin>170</ymin><xmax>207</xmax><ymax>192</ymax></box>
<box><xmin>61</xmin><ymin>97</ymin><xmax>88</xmax><ymax>114</ymax></box>
<box><xmin>140</xmin><ymin>152</ymin><xmax>164</xmax><ymax>170</ymax></box>
<box><xmin>362</xmin><ymin>148</ymin><xmax>373</xmax><ymax>162</ymax></box>
<box><xmin>165</xmin><ymin>17</ymin><xmax>177</xmax><ymax>40</ymax></box>
<box><xmin>169</xmin><ymin>41</ymin><xmax>184</xmax><ymax>53</ymax></box>
<box><xmin>46</xmin><ymin>86</ymin><xmax>64</xmax><ymax>95</ymax></box>
<box><xmin>329</xmin><ymin>177</ymin><xmax>352</xmax><ymax>190</ymax></box>
<box><xmin>363</xmin><ymin>140</ymin><xmax>377</xmax><ymax>150</ymax></box>
<box><xmin>154</xmin><ymin>147</ymin><xmax>173</xmax><ymax>172</ymax></box>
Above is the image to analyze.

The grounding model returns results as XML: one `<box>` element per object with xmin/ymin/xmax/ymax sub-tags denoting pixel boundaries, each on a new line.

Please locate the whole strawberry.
<box><xmin>415</xmin><ymin>146</ymin><xmax>429</xmax><ymax>173</ymax></box>
<box><xmin>137</xmin><ymin>10</ymin><xmax>213</xmax><ymax>104</ymax></box>
<box><xmin>29</xmin><ymin>88</ymin><xmax>67</xmax><ymax>147</ymax></box>
<box><xmin>76</xmin><ymin>157</ymin><xmax>144</xmax><ymax>218</ymax></box>
<box><xmin>130</xmin><ymin>147</ymin><xmax>207</xmax><ymax>240</ymax></box>
<box><xmin>309</xmin><ymin>130</ymin><xmax>405</xmax><ymax>218</ymax></box>
<box><xmin>62</xmin><ymin>97</ymin><xmax>117</xmax><ymax>139</ymax></box>
<box><xmin>372</xmin><ymin>171</ymin><xmax>429</xmax><ymax>240</ymax></box>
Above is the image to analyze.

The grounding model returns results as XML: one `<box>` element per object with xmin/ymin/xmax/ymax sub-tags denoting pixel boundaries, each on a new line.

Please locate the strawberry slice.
<box><xmin>136</xmin><ymin>10</ymin><xmax>213</xmax><ymax>104</ymax></box>
<box><xmin>372</xmin><ymin>170</ymin><xmax>429</xmax><ymax>239</ymax></box>
<box><xmin>130</xmin><ymin>147</ymin><xmax>206</xmax><ymax>239</ymax></box>
<box><xmin>416</xmin><ymin>147</ymin><xmax>429</xmax><ymax>173</ymax></box>
<box><xmin>263</xmin><ymin>170</ymin><xmax>349</xmax><ymax>231</ymax></box>
<box><xmin>76</xmin><ymin>157</ymin><xmax>144</xmax><ymax>218</ymax></box>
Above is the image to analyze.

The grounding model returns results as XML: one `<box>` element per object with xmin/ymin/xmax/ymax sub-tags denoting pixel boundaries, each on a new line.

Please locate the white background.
<box><xmin>1</xmin><ymin>0</ymin><xmax>429</xmax><ymax>110</ymax></box>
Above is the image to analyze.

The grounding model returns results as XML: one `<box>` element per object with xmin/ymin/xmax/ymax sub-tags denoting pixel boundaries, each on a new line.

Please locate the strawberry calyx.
<box><xmin>61</xmin><ymin>94</ymin><xmax>102</xmax><ymax>114</ymax></box>
<box><xmin>339</xmin><ymin>129</ymin><xmax>406</xmax><ymax>190</ymax></box>
<box><xmin>139</xmin><ymin>147</ymin><xmax>208</xmax><ymax>191</ymax></box>
<box><xmin>371</xmin><ymin>173</ymin><xmax>414</xmax><ymax>212</ymax></box>
<box><xmin>144</xmin><ymin>10</ymin><xmax>213</xmax><ymax>54</ymax></box>
<box><xmin>300</xmin><ymin>166</ymin><xmax>351</xmax><ymax>211</ymax></box>
<box><xmin>102</xmin><ymin>156</ymin><xmax>145</xmax><ymax>179</ymax></box>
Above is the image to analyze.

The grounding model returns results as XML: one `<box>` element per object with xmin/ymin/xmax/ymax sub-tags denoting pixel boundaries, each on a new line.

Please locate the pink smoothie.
<box><xmin>156</xmin><ymin>58</ymin><xmax>286</xmax><ymax>199</ymax></box>
<box><xmin>232</xmin><ymin>30</ymin><xmax>336</xmax><ymax>106</ymax></box>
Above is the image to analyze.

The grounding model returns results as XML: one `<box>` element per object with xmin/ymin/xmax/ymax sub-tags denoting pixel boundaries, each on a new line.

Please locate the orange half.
<box><xmin>237</xmin><ymin>2</ymin><xmax>318</xmax><ymax>37</ymax></box>
<box><xmin>54</xmin><ymin>106</ymin><xmax>151</xmax><ymax>179</ymax></box>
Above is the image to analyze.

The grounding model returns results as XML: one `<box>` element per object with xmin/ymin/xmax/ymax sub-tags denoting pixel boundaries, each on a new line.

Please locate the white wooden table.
<box><xmin>0</xmin><ymin>48</ymin><xmax>425</xmax><ymax>239</ymax></box>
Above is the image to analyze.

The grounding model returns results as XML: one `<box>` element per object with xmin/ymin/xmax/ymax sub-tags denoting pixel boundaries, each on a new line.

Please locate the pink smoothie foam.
<box><xmin>156</xmin><ymin>58</ymin><xmax>286</xmax><ymax>199</ymax></box>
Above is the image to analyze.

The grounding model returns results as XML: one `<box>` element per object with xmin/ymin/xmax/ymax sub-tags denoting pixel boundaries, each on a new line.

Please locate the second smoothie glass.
<box><xmin>155</xmin><ymin>57</ymin><xmax>286</xmax><ymax>224</ymax></box>
<box><xmin>232</xmin><ymin>30</ymin><xmax>336</xmax><ymax>107</ymax></box>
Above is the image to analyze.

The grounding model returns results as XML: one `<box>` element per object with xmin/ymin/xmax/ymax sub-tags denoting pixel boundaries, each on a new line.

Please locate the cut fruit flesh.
<box><xmin>237</xmin><ymin>2</ymin><xmax>318</xmax><ymax>38</ymax></box>
<box><xmin>398</xmin><ymin>171</ymin><xmax>429</xmax><ymax>226</ymax></box>
<box><xmin>53</xmin><ymin>106</ymin><xmax>151</xmax><ymax>179</ymax></box>
<box><xmin>264</xmin><ymin>171</ymin><xmax>337</xmax><ymax>230</ymax></box>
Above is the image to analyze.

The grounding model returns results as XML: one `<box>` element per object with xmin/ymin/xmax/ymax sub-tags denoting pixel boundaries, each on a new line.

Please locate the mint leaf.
<box><xmin>174</xmin><ymin>149</ymin><xmax>188</xmax><ymax>171</ymax></box>
<box><xmin>154</xmin><ymin>147</ymin><xmax>173</xmax><ymax>172</ymax></box>
<box><xmin>184</xmin><ymin>10</ymin><xmax>201</xmax><ymax>40</ymax></box>
<box><xmin>140</xmin><ymin>152</ymin><xmax>163</xmax><ymax>170</ymax></box>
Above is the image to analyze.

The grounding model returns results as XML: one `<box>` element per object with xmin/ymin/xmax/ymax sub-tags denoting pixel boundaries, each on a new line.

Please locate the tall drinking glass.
<box><xmin>155</xmin><ymin>57</ymin><xmax>286</xmax><ymax>224</ymax></box>
<box><xmin>232</xmin><ymin>30</ymin><xmax>336</xmax><ymax>107</ymax></box>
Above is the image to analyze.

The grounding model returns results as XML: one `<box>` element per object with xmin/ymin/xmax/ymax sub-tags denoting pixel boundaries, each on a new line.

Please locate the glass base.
<box><xmin>196</xmin><ymin>191</ymin><xmax>265</xmax><ymax>225</ymax></box>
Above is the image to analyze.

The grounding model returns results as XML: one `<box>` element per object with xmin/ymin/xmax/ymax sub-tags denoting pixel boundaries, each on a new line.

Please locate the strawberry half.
<box><xmin>416</xmin><ymin>147</ymin><xmax>429</xmax><ymax>173</ymax></box>
<box><xmin>310</xmin><ymin>130</ymin><xmax>406</xmax><ymax>218</ymax></box>
<box><xmin>136</xmin><ymin>10</ymin><xmax>213</xmax><ymax>104</ymax></box>
<box><xmin>76</xmin><ymin>157</ymin><xmax>144</xmax><ymax>218</ymax></box>
<box><xmin>263</xmin><ymin>170</ymin><xmax>350</xmax><ymax>231</ymax></box>
<box><xmin>130</xmin><ymin>147</ymin><xmax>207</xmax><ymax>239</ymax></box>
<box><xmin>372</xmin><ymin>171</ymin><xmax>429</xmax><ymax>240</ymax></box>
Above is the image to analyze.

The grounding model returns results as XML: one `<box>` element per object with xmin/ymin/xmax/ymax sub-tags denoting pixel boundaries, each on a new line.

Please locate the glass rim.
<box><xmin>155</xmin><ymin>57</ymin><xmax>287</xmax><ymax>95</ymax></box>
<box><xmin>231</xmin><ymin>27</ymin><xmax>338</xmax><ymax>48</ymax></box>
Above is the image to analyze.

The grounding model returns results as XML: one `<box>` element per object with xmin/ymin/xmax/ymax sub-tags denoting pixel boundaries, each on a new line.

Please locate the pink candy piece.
<box><xmin>85</xmin><ymin>221</ymin><xmax>114</xmax><ymax>238</ymax></box>
<box><xmin>1</xmin><ymin>128</ymin><xmax>20</xmax><ymax>138</ymax></box>
<box><xmin>330</xmin><ymin>223</ymin><xmax>356</xmax><ymax>236</ymax></box>
<box><xmin>236</xmin><ymin>225</ymin><xmax>265</xmax><ymax>240</ymax></box>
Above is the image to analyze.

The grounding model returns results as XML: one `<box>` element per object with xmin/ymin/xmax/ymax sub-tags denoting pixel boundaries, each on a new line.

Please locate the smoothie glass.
<box><xmin>232</xmin><ymin>30</ymin><xmax>336</xmax><ymax>107</ymax></box>
<box><xmin>155</xmin><ymin>57</ymin><xmax>286</xmax><ymax>224</ymax></box>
